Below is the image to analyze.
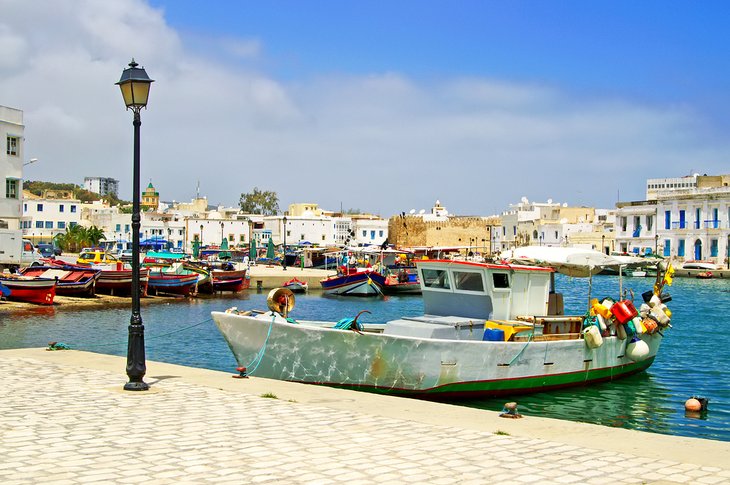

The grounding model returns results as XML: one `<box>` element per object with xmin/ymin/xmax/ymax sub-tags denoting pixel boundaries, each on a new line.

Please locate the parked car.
<box><xmin>76</xmin><ymin>250</ymin><xmax>119</xmax><ymax>265</ymax></box>
<box><xmin>36</xmin><ymin>243</ymin><xmax>56</xmax><ymax>258</ymax></box>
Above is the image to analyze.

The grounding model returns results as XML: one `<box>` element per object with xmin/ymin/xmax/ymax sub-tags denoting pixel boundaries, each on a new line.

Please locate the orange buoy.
<box><xmin>685</xmin><ymin>398</ymin><xmax>702</xmax><ymax>412</ymax></box>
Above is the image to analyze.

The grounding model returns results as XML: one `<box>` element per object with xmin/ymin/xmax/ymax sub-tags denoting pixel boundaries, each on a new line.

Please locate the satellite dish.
<box><xmin>547</xmin><ymin>198</ymin><xmax>553</xmax><ymax>204</ymax></box>
<box><xmin>563</xmin><ymin>203</ymin><xmax>568</xmax><ymax>207</ymax></box>
<box><xmin>419</xmin><ymin>209</ymin><xmax>425</xmax><ymax>214</ymax></box>
<box><xmin>521</xmin><ymin>196</ymin><xmax>528</xmax><ymax>204</ymax></box>
<box><xmin>409</xmin><ymin>209</ymin><xmax>416</xmax><ymax>214</ymax></box>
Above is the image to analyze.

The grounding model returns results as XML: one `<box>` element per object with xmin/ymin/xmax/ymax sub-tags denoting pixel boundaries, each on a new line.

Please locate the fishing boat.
<box><xmin>96</xmin><ymin>266</ymin><xmax>150</xmax><ymax>296</ymax></box>
<box><xmin>282</xmin><ymin>277</ymin><xmax>308</xmax><ymax>293</ymax></box>
<box><xmin>211</xmin><ymin>267</ymin><xmax>249</xmax><ymax>293</ymax></box>
<box><xmin>682</xmin><ymin>260</ymin><xmax>718</xmax><ymax>271</ymax></box>
<box><xmin>382</xmin><ymin>267</ymin><xmax>421</xmax><ymax>295</ymax></box>
<box><xmin>0</xmin><ymin>275</ymin><xmax>56</xmax><ymax>305</ymax></box>
<box><xmin>19</xmin><ymin>265</ymin><xmax>101</xmax><ymax>297</ymax></box>
<box><xmin>320</xmin><ymin>268</ymin><xmax>386</xmax><ymax>296</ymax></box>
<box><xmin>147</xmin><ymin>272</ymin><xmax>200</xmax><ymax>296</ymax></box>
<box><xmin>212</xmin><ymin>251</ymin><xmax>674</xmax><ymax>399</ymax></box>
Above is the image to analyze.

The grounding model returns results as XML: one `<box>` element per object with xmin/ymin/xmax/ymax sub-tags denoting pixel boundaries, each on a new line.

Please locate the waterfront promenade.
<box><xmin>1</xmin><ymin>348</ymin><xmax>729</xmax><ymax>484</ymax></box>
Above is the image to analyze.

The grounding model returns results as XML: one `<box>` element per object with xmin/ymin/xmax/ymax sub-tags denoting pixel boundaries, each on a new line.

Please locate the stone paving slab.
<box><xmin>1</xmin><ymin>353</ymin><xmax>729</xmax><ymax>484</ymax></box>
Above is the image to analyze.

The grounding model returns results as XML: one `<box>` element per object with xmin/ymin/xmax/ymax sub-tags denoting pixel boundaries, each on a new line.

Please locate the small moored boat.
<box><xmin>19</xmin><ymin>265</ymin><xmax>101</xmax><ymax>297</ymax></box>
<box><xmin>282</xmin><ymin>277</ymin><xmax>308</xmax><ymax>293</ymax></box>
<box><xmin>0</xmin><ymin>275</ymin><xmax>56</xmax><ymax>305</ymax></box>
<box><xmin>147</xmin><ymin>272</ymin><xmax>199</xmax><ymax>296</ymax></box>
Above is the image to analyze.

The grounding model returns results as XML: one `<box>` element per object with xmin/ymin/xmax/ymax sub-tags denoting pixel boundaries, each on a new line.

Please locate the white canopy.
<box><xmin>499</xmin><ymin>246</ymin><xmax>642</xmax><ymax>277</ymax></box>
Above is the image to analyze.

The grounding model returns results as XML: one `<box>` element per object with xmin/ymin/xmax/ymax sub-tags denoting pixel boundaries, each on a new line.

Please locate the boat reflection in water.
<box><xmin>464</xmin><ymin>371</ymin><xmax>676</xmax><ymax>434</ymax></box>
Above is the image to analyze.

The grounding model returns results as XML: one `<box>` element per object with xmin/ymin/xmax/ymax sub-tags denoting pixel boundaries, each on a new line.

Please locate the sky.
<box><xmin>2</xmin><ymin>0</ymin><xmax>730</xmax><ymax>217</ymax></box>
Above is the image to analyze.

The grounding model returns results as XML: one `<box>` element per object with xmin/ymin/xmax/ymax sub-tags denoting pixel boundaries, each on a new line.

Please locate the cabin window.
<box><xmin>453</xmin><ymin>271</ymin><xmax>484</xmax><ymax>292</ymax></box>
<box><xmin>421</xmin><ymin>268</ymin><xmax>450</xmax><ymax>289</ymax></box>
<box><xmin>492</xmin><ymin>273</ymin><xmax>510</xmax><ymax>289</ymax></box>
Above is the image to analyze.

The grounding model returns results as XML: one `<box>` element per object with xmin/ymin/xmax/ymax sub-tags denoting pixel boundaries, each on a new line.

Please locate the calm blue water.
<box><xmin>1</xmin><ymin>274</ymin><xmax>729</xmax><ymax>442</ymax></box>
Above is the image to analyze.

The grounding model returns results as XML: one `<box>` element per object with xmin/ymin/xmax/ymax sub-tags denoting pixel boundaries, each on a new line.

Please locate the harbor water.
<box><xmin>1</xmin><ymin>273</ymin><xmax>729</xmax><ymax>442</ymax></box>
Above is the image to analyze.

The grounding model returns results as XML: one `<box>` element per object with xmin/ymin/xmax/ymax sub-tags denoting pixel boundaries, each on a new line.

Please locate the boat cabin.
<box><xmin>415</xmin><ymin>260</ymin><xmax>555</xmax><ymax>321</ymax></box>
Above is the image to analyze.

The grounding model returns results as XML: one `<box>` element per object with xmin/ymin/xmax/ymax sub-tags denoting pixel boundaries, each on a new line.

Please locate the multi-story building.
<box><xmin>21</xmin><ymin>190</ymin><xmax>82</xmax><ymax>243</ymax></box>
<box><xmin>617</xmin><ymin>174</ymin><xmax>730</xmax><ymax>263</ymax></box>
<box><xmin>498</xmin><ymin>198</ymin><xmax>612</xmax><ymax>251</ymax></box>
<box><xmin>1</xmin><ymin>105</ymin><xmax>25</xmax><ymax>231</ymax></box>
<box><xmin>83</xmin><ymin>177</ymin><xmax>119</xmax><ymax>197</ymax></box>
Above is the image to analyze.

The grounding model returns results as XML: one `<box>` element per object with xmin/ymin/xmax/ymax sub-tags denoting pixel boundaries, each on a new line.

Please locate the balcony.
<box><xmin>703</xmin><ymin>220</ymin><xmax>724</xmax><ymax>229</ymax></box>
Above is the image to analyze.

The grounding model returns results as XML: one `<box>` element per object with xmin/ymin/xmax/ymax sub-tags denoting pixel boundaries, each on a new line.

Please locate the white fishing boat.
<box><xmin>212</xmin><ymin>253</ymin><xmax>674</xmax><ymax>399</ymax></box>
<box><xmin>681</xmin><ymin>260</ymin><xmax>718</xmax><ymax>271</ymax></box>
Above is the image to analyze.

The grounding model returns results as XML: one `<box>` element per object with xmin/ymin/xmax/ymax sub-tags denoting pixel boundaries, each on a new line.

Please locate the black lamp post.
<box><xmin>117</xmin><ymin>58</ymin><xmax>153</xmax><ymax>391</ymax></box>
<box><xmin>200</xmin><ymin>224</ymin><xmax>204</xmax><ymax>246</ymax></box>
<box><xmin>220</xmin><ymin>221</ymin><xmax>224</xmax><ymax>245</ymax></box>
<box><xmin>655</xmin><ymin>234</ymin><xmax>659</xmax><ymax>255</ymax></box>
<box><xmin>602</xmin><ymin>234</ymin><xmax>606</xmax><ymax>255</ymax></box>
<box><xmin>282</xmin><ymin>216</ymin><xmax>287</xmax><ymax>271</ymax></box>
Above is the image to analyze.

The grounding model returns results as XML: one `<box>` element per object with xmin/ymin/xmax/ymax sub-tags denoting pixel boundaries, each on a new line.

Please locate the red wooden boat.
<box><xmin>96</xmin><ymin>267</ymin><xmax>150</xmax><ymax>296</ymax></box>
<box><xmin>0</xmin><ymin>275</ymin><xmax>56</xmax><ymax>305</ymax></box>
<box><xmin>211</xmin><ymin>268</ymin><xmax>249</xmax><ymax>293</ymax></box>
<box><xmin>19</xmin><ymin>265</ymin><xmax>101</xmax><ymax>297</ymax></box>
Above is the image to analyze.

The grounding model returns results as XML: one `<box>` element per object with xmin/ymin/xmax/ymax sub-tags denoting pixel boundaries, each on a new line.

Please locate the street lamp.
<box><xmin>282</xmin><ymin>216</ymin><xmax>287</xmax><ymax>271</ymax></box>
<box><xmin>200</xmin><ymin>224</ymin><xmax>204</xmax><ymax>246</ymax></box>
<box><xmin>23</xmin><ymin>158</ymin><xmax>38</xmax><ymax>166</ymax></box>
<box><xmin>220</xmin><ymin>221</ymin><xmax>224</xmax><ymax>245</ymax></box>
<box><xmin>655</xmin><ymin>234</ymin><xmax>659</xmax><ymax>255</ymax></box>
<box><xmin>602</xmin><ymin>234</ymin><xmax>606</xmax><ymax>255</ymax></box>
<box><xmin>116</xmin><ymin>58</ymin><xmax>153</xmax><ymax>392</ymax></box>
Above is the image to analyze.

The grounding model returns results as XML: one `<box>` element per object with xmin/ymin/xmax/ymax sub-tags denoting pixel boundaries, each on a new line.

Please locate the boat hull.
<box><xmin>320</xmin><ymin>271</ymin><xmax>385</xmax><ymax>296</ymax></box>
<box><xmin>19</xmin><ymin>266</ymin><xmax>101</xmax><ymax>297</ymax></box>
<box><xmin>382</xmin><ymin>281</ymin><xmax>422</xmax><ymax>295</ymax></box>
<box><xmin>212</xmin><ymin>311</ymin><xmax>663</xmax><ymax>399</ymax></box>
<box><xmin>147</xmin><ymin>273</ymin><xmax>199</xmax><ymax>296</ymax></box>
<box><xmin>0</xmin><ymin>277</ymin><xmax>56</xmax><ymax>305</ymax></box>
<box><xmin>96</xmin><ymin>269</ymin><xmax>149</xmax><ymax>296</ymax></box>
<box><xmin>211</xmin><ymin>269</ymin><xmax>249</xmax><ymax>293</ymax></box>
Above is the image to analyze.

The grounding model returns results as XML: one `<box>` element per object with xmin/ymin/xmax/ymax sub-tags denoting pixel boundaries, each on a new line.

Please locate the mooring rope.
<box><xmin>243</xmin><ymin>313</ymin><xmax>276</xmax><ymax>375</ymax></box>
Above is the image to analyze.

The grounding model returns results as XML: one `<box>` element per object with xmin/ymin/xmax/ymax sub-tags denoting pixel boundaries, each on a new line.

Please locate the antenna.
<box><xmin>196</xmin><ymin>180</ymin><xmax>200</xmax><ymax>198</ymax></box>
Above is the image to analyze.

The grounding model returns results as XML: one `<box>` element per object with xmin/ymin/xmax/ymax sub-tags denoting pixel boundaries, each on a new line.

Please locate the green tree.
<box><xmin>239</xmin><ymin>187</ymin><xmax>279</xmax><ymax>215</ymax></box>
<box><xmin>53</xmin><ymin>225</ymin><xmax>106</xmax><ymax>252</ymax></box>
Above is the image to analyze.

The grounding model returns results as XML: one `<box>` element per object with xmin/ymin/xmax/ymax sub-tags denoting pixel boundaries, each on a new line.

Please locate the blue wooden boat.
<box><xmin>320</xmin><ymin>269</ymin><xmax>386</xmax><ymax>296</ymax></box>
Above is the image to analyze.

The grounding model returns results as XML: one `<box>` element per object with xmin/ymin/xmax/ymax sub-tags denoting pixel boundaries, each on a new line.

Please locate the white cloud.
<box><xmin>3</xmin><ymin>0</ymin><xmax>727</xmax><ymax>218</ymax></box>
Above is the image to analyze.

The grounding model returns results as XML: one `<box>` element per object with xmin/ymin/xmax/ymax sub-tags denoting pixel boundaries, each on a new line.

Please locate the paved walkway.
<box><xmin>1</xmin><ymin>350</ymin><xmax>729</xmax><ymax>484</ymax></box>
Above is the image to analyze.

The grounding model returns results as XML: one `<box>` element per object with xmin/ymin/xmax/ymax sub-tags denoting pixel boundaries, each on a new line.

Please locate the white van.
<box><xmin>0</xmin><ymin>230</ymin><xmax>42</xmax><ymax>271</ymax></box>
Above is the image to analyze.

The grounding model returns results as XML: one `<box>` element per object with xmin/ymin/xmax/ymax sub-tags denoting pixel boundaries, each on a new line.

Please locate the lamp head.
<box><xmin>116</xmin><ymin>59</ymin><xmax>154</xmax><ymax>111</ymax></box>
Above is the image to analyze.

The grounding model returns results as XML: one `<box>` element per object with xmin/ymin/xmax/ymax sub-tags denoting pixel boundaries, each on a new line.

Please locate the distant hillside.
<box><xmin>24</xmin><ymin>181</ymin><xmax>128</xmax><ymax>206</ymax></box>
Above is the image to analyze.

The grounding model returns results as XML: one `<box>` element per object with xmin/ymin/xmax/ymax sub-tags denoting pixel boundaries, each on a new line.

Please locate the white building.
<box><xmin>352</xmin><ymin>217</ymin><xmax>388</xmax><ymax>246</ymax></box>
<box><xmin>21</xmin><ymin>190</ymin><xmax>82</xmax><ymax>243</ymax></box>
<box><xmin>499</xmin><ymin>198</ymin><xmax>612</xmax><ymax>251</ymax></box>
<box><xmin>84</xmin><ymin>177</ymin><xmax>119</xmax><ymax>197</ymax></box>
<box><xmin>1</xmin><ymin>106</ymin><xmax>25</xmax><ymax>231</ymax></box>
<box><xmin>617</xmin><ymin>174</ymin><xmax>730</xmax><ymax>263</ymax></box>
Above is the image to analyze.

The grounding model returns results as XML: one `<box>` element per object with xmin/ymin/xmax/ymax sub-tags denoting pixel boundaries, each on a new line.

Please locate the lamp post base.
<box><xmin>124</xmin><ymin>322</ymin><xmax>149</xmax><ymax>391</ymax></box>
<box><xmin>124</xmin><ymin>381</ymin><xmax>150</xmax><ymax>391</ymax></box>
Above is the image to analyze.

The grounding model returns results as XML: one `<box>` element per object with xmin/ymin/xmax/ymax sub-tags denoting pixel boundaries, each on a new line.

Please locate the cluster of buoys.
<box><xmin>582</xmin><ymin>290</ymin><xmax>672</xmax><ymax>360</ymax></box>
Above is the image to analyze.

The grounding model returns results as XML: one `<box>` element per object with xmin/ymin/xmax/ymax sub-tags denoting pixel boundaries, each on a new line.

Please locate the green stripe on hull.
<box><xmin>324</xmin><ymin>357</ymin><xmax>656</xmax><ymax>398</ymax></box>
